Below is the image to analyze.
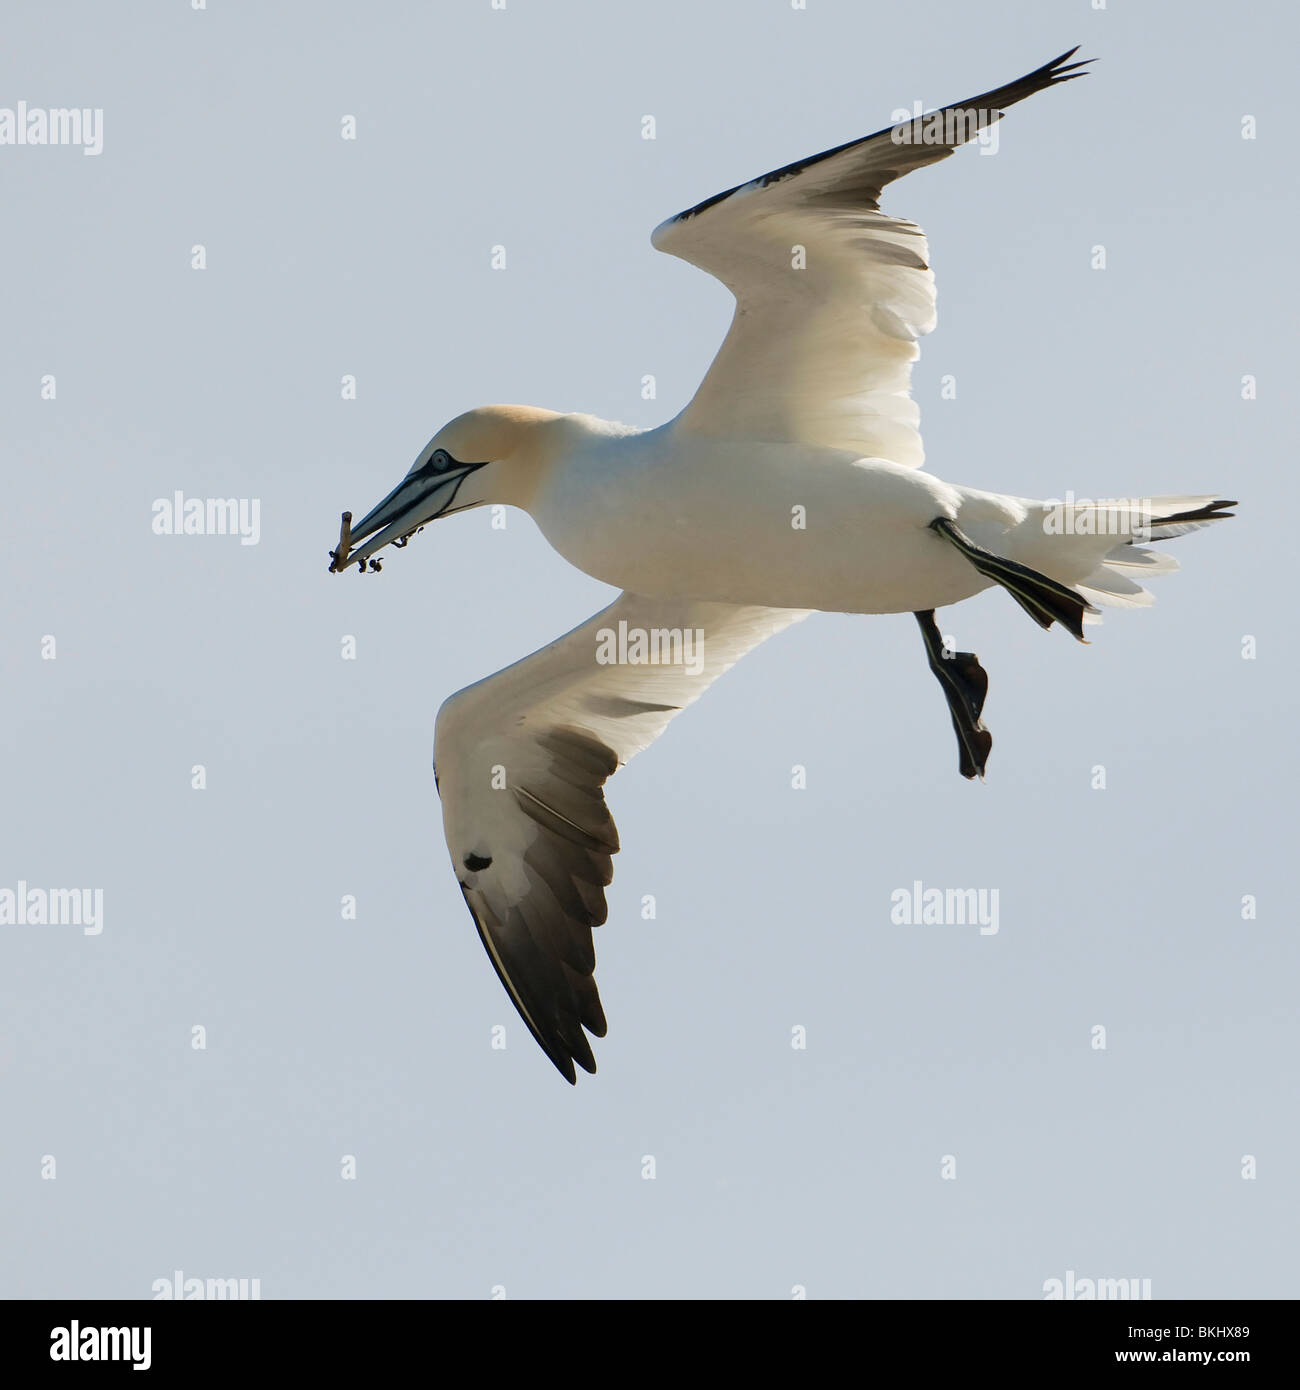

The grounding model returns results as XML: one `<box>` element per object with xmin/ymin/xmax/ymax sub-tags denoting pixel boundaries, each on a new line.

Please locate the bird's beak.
<box><xmin>330</xmin><ymin>458</ymin><xmax>489</xmax><ymax>572</ymax></box>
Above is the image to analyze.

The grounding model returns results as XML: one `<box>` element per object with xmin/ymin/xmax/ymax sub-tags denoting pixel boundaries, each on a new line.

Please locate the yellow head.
<box><xmin>332</xmin><ymin>405</ymin><xmax>563</xmax><ymax>572</ymax></box>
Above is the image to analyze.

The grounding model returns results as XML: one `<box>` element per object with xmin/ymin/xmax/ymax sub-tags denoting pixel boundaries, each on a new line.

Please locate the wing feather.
<box><xmin>652</xmin><ymin>49</ymin><xmax>1091</xmax><ymax>466</ymax></box>
<box><xmin>434</xmin><ymin>592</ymin><xmax>810</xmax><ymax>1082</ymax></box>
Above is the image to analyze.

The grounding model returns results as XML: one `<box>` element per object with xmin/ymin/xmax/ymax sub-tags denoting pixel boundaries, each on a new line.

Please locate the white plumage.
<box><xmin>330</xmin><ymin>48</ymin><xmax>1235</xmax><ymax>1082</ymax></box>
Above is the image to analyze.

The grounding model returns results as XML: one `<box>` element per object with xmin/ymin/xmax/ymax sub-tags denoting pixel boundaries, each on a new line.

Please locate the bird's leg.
<box><xmin>929</xmin><ymin>516</ymin><xmax>1096</xmax><ymax>640</ymax></box>
<box><xmin>914</xmin><ymin>609</ymin><xmax>992</xmax><ymax>781</ymax></box>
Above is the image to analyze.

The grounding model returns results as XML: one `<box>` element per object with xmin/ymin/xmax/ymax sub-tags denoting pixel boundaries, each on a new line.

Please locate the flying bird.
<box><xmin>329</xmin><ymin>48</ymin><xmax>1235</xmax><ymax>1083</ymax></box>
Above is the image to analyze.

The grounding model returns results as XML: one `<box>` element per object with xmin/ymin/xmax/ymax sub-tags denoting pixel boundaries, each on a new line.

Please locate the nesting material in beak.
<box><xmin>328</xmin><ymin>512</ymin><xmax>355</xmax><ymax>573</ymax></box>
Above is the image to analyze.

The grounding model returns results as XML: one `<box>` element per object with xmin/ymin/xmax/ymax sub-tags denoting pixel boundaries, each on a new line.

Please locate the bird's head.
<box><xmin>329</xmin><ymin>404</ymin><xmax>562</xmax><ymax>572</ymax></box>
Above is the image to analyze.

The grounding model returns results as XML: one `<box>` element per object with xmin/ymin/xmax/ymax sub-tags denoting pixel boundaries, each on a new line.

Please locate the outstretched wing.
<box><xmin>433</xmin><ymin>592</ymin><xmax>810</xmax><ymax>1082</ymax></box>
<box><xmin>652</xmin><ymin>48</ymin><xmax>1091</xmax><ymax>467</ymax></box>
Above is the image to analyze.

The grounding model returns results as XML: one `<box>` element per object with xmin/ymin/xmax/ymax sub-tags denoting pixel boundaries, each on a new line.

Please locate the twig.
<box><xmin>328</xmin><ymin>511</ymin><xmax>353</xmax><ymax>572</ymax></box>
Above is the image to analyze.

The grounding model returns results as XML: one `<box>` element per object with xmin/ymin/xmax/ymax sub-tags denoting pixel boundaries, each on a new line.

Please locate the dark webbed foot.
<box><xmin>929</xmin><ymin>516</ymin><xmax>1097</xmax><ymax>641</ymax></box>
<box><xmin>914</xmin><ymin>609</ymin><xmax>993</xmax><ymax>780</ymax></box>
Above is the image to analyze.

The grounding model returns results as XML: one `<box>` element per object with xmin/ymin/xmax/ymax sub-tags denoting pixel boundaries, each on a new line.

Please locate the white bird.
<box><xmin>329</xmin><ymin>48</ymin><xmax>1234</xmax><ymax>1083</ymax></box>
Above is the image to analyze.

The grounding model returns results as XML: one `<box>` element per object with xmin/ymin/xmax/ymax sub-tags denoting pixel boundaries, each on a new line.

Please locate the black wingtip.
<box><xmin>1009</xmin><ymin>47</ymin><xmax>1096</xmax><ymax>101</ymax></box>
<box><xmin>1041</xmin><ymin>46</ymin><xmax>1093</xmax><ymax>77</ymax></box>
<box><xmin>938</xmin><ymin>47</ymin><xmax>1094</xmax><ymax>139</ymax></box>
<box><xmin>545</xmin><ymin>1029</ymin><xmax>597</xmax><ymax>1085</ymax></box>
<box><xmin>460</xmin><ymin>882</ymin><xmax>597</xmax><ymax>1086</ymax></box>
<box><xmin>542</xmin><ymin>1042</ymin><xmax>580</xmax><ymax>1085</ymax></box>
<box><xmin>1152</xmin><ymin>499</ymin><xmax>1239</xmax><ymax>526</ymax></box>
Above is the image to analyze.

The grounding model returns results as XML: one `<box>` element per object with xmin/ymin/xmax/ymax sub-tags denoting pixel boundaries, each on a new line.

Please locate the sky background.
<box><xmin>2</xmin><ymin>0</ymin><xmax>1295</xmax><ymax>1299</ymax></box>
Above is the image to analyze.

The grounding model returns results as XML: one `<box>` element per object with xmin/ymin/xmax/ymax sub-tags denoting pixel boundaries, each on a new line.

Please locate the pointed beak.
<box><xmin>329</xmin><ymin>458</ymin><xmax>489</xmax><ymax>572</ymax></box>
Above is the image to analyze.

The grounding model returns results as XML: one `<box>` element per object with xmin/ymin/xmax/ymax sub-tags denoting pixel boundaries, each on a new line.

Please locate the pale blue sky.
<box><xmin>1</xmin><ymin>0</ymin><xmax>1294</xmax><ymax>1298</ymax></box>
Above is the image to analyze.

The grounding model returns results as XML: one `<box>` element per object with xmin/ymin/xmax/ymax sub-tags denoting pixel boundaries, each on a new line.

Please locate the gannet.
<box><xmin>328</xmin><ymin>48</ymin><xmax>1235</xmax><ymax>1082</ymax></box>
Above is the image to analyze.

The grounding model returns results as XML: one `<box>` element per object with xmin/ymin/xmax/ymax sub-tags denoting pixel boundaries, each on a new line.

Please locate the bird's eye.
<box><xmin>431</xmin><ymin>449</ymin><xmax>452</xmax><ymax>472</ymax></box>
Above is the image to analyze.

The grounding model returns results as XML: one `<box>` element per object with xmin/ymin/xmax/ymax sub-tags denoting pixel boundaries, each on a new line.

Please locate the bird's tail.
<box><xmin>1003</xmin><ymin>494</ymin><xmax>1237</xmax><ymax>622</ymax></box>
